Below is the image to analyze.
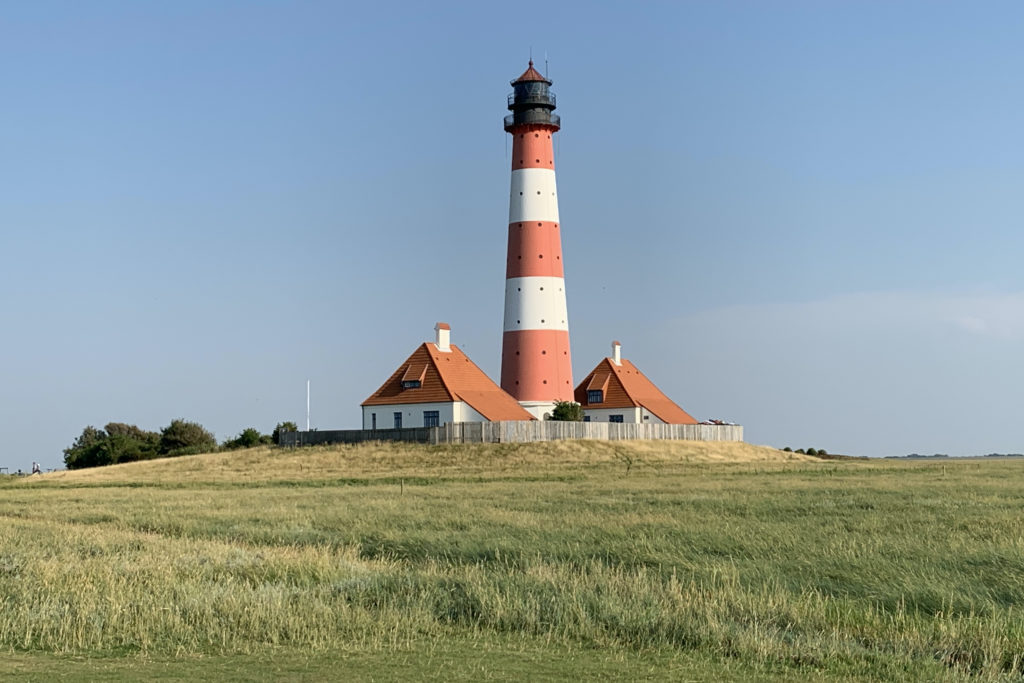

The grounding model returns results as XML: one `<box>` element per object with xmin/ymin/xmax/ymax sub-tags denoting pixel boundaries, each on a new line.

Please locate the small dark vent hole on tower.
<box><xmin>541</xmin><ymin>319</ymin><xmax>545</xmax><ymax>323</ymax></box>
<box><xmin>539</xmin><ymin>254</ymin><xmax>543</xmax><ymax>259</ymax></box>
<box><xmin>537</xmin><ymin>191</ymin><xmax>541</xmax><ymax>195</ymax></box>
<box><xmin>541</xmin><ymin>350</ymin><xmax>546</xmax><ymax>355</ymax></box>
<box><xmin>543</xmin><ymin>380</ymin><xmax>547</xmax><ymax>384</ymax></box>
<box><xmin>517</xmin><ymin>287</ymin><xmax>521</xmax><ymax>291</ymax></box>
<box><xmin>519</xmin><ymin>192</ymin><xmax>523</xmax><ymax>196</ymax></box>
<box><xmin>516</xmin><ymin>351</ymin><xmax>520</xmax><ymax>355</ymax></box>
<box><xmin>535</xmin><ymin>159</ymin><xmax>540</xmax><ymax>163</ymax></box>
<box><xmin>535</xmin><ymin>133</ymin><xmax>539</xmax><ymax>138</ymax></box>
<box><xmin>540</xmin><ymin>287</ymin><xmax>544</xmax><ymax>291</ymax></box>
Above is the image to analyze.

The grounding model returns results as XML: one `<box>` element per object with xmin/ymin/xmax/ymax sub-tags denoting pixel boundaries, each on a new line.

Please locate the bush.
<box><xmin>222</xmin><ymin>428</ymin><xmax>270</xmax><ymax>450</ymax></box>
<box><xmin>63</xmin><ymin>423</ymin><xmax>161</xmax><ymax>469</ymax></box>
<box><xmin>782</xmin><ymin>447</ymin><xmax>792</xmax><ymax>452</ymax></box>
<box><xmin>159</xmin><ymin>419</ymin><xmax>216</xmax><ymax>456</ymax></box>
<box><xmin>807</xmin><ymin>448</ymin><xmax>818</xmax><ymax>456</ymax></box>
<box><xmin>272</xmin><ymin>421</ymin><xmax>299</xmax><ymax>445</ymax></box>
<box><xmin>549</xmin><ymin>401</ymin><xmax>584</xmax><ymax>422</ymax></box>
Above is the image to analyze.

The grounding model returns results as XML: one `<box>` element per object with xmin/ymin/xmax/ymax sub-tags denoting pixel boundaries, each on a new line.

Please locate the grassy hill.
<box><xmin>3</xmin><ymin>441</ymin><xmax>1023</xmax><ymax>681</ymax></box>
<box><xmin>35</xmin><ymin>438</ymin><xmax>814</xmax><ymax>484</ymax></box>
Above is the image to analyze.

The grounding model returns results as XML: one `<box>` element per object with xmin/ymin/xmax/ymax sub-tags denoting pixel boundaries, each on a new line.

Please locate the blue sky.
<box><xmin>2</xmin><ymin>1</ymin><xmax>1022</xmax><ymax>469</ymax></box>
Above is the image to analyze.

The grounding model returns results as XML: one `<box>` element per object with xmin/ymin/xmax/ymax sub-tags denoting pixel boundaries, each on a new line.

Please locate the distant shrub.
<box><xmin>63</xmin><ymin>423</ymin><xmax>161</xmax><ymax>470</ymax></box>
<box><xmin>159</xmin><ymin>419</ymin><xmax>216</xmax><ymax>456</ymax></box>
<box><xmin>807</xmin><ymin>448</ymin><xmax>818</xmax><ymax>456</ymax></box>
<box><xmin>223</xmin><ymin>428</ymin><xmax>270</xmax><ymax>450</ymax></box>
<box><xmin>818</xmin><ymin>448</ymin><xmax>828</xmax><ymax>456</ymax></box>
<box><xmin>782</xmin><ymin>447</ymin><xmax>792</xmax><ymax>452</ymax></box>
<box><xmin>795</xmin><ymin>449</ymin><xmax>805</xmax><ymax>454</ymax></box>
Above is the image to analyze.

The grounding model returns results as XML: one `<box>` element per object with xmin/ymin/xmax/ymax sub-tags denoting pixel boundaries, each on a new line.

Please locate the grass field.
<box><xmin>1</xmin><ymin>441</ymin><xmax>1023</xmax><ymax>681</ymax></box>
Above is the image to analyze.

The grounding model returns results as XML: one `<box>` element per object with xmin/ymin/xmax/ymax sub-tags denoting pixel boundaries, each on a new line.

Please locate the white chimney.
<box><xmin>435</xmin><ymin>322</ymin><xmax>451</xmax><ymax>352</ymax></box>
<box><xmin>612</xmin><ymin>340</ymin><xmax>622</xmax><ymax>365</ymax></box>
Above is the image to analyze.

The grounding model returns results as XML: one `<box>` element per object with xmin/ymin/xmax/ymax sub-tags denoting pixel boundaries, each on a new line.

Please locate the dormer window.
<box><xmin>401</xmin><ymin>363</ymin><xmax>427</xmax><ymax>390</ymax></box>
<box><xmin>586</xmin><ymin>372</ymin><xmax>610</xmax><ymax>402</ymax></box>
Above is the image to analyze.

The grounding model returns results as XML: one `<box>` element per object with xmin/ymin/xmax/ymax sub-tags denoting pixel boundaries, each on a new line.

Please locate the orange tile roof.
<box><xmin>574</xmin><ymin>357</ymin><xmax>698</xmax><ymax>424</ymax></box>
<box><xmin>512</xmin><ymin>60</ymin><xmax>550</xmax><ymax>84</ymax></box>
<box><xmin>362</xmin><ymin>343</ymin><xmax>535</xmax><ymax>422</ymax></box>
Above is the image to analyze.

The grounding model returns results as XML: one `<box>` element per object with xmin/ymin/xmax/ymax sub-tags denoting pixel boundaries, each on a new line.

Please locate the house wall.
<box><xmin>362</xmin><ymin>402</ymin><xmax>455</xmax><ymax>430</ymax></box>
<box><xmin>456</xmin><ymin>403</ymin><xmax>487</xmax><ymax>423</ymax></box>
<box><xmin>582</xmin><ymin>406</ymin><xmax>642</xmax><ymax>423</ymax></box>
<box><xmin>362</xmin><ymin>401</ymin><xmax>488</xmax><ymax>429</ymax></box>
<box><xmin>640</xmin><ymin>408</ymin><xmax>666</xmax><ymax>424</ymax></box>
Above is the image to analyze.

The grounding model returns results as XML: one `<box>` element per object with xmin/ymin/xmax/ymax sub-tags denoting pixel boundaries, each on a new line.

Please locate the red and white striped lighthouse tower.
<box><xmin>500</xmin><ymin>61</ymin><xmax>573</xmax><ymax>419</ymax></box>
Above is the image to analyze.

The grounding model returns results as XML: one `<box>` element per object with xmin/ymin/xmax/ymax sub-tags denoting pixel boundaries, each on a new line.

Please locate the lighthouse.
<box><xmin>500</xmin><ymin>61</ymin><xmax>574</xmax><ymax>419</ymax></box>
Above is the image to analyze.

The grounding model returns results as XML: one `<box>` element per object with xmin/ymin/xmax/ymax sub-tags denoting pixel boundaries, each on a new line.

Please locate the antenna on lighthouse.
<box><xmin>306</xmin><ymin>380</ymin><xmax>310</xmax><ymax>431</ymax></box>
<box><xmin>544</xmin><ymin>51</ymin><xmax>549</xmax><ymax>77</ymax></box>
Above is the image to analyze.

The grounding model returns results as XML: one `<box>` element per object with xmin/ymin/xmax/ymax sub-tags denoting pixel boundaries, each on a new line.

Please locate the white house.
<box><xmin>574</xmin><ymin>341</ymin><xmax>698</xmax><ymax>424</ymax></box>
<box><xmin>361</xmin><ymin>323</ymin><xmax>535</xmax><ymax>429</ymax></box>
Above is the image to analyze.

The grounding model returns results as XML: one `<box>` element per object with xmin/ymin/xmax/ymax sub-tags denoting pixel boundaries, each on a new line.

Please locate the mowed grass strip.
<box><xmin>1</xmin><ymin>443</ymin><xmax>1023</xmax><ymax>680</ymax></box>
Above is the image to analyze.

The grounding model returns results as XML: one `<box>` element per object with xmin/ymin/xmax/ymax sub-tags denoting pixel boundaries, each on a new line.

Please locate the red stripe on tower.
<box><xmin>500</xmin><ymin>61</ymin><xmax>573</xmax><ymax>419</ymax></box>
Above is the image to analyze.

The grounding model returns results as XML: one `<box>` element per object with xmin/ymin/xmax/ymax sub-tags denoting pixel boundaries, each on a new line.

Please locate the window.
<box><xmin>609</xmin><ymin>414</ymin><xmax>624</xmax><ymax>423</ymax></box>
<box><xmin>587</xmin><ymin>390</ymin><xmax>603</xmax><ymax>404</ymax></box>
<box><xmin>423</xmin><ymin>410</ymin><xmax>440</xmax><ymax>427</ymax></box>
<box><xmin>393</xmin><ymin>412</ymin><xmax>402</xmax><ymax>429</ymax></box>
<box><xmin>401</xmin><ymin>380</ymin><xmax>421</xmax><ymax>389</ymax></box>
<box><xmin>371</xmin><ymin>413</ymin><xmax>377</xmax><ymax>430</ymax></box>
<box><xmin>583</xmin><ymin>416</ymin><xmax>591</xmax><ymax>422</ymax></box>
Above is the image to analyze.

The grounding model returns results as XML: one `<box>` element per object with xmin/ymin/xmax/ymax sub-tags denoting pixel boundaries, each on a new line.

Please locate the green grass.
<box><xmin>1</xmin><ymin>442</ymin><xmax>1023</xmax><ymax>680</ymax></box>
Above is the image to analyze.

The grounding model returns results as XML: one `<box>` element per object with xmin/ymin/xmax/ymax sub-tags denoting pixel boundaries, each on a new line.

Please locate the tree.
<box><xmin>272</xmin><ymin>421</ymin><xmax>299</xmax><ymax>445</ymax></box>
<box><xmin>103</xmin><ymin>423</ymin><xmax>160</xmax><ymax>462</ymax></box>
<box><xmin>63</xmin><ymin>423</ymin><xmax>160</xmax><ymax>469</ymax></box>
<box><xmin>549</xmin><ymin>401</ymin><xmax>584</xmax><ymax>421</ymax></box>
<box><xmin>159</xmin><ymin>419</ymin><xmax>216</xmax><ymax>456</ymax></box>
<box><xmin>63</xmin><ymin>426</ymin><xmax>109</xmax><ymax>469</ymax></box>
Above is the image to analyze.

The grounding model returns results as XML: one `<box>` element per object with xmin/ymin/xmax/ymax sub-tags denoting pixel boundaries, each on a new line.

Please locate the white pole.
<box><xmin>306</xmin><ymin>380</ymin><xmax>310</xmax><ymax>431</ymax></box>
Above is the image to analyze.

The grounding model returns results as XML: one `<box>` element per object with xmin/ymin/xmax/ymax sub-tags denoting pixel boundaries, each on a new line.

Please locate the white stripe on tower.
<box><xmin>509</xmin><ymin>168</ymin><xmax>559</xmax><ymax>224</ymax></box>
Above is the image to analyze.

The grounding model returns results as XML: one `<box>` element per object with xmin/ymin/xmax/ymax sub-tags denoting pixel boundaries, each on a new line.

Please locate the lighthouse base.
<box><xmin>517</xmin><ymin>401</ymin><xmax>559</xmax><ymax>421</ymax></box>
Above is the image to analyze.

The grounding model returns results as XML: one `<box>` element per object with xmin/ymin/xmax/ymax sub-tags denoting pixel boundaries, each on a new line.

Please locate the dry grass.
<box><xmin>29</xmin><ymin>439</ymin><xmax>814</xmax><ymax>486</ymax></box>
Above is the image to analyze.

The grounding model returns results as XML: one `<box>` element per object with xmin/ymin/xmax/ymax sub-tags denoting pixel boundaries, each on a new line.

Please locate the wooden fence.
<box><xmin>279</xmin><ymin>421</ymin><xmax>742</xmax><ymax>447</ymax></box>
